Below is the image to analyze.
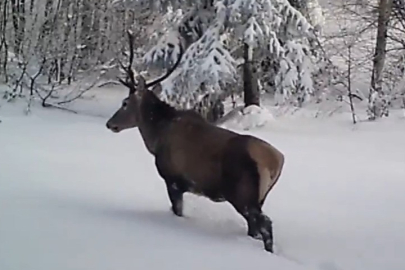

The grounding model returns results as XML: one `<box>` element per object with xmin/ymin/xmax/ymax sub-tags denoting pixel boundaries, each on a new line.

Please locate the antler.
<box><xmin>118</xmin><ymin>30</ymin><xmax>137</xmax><ymax>94</ymax></box>
<box><xmin>118</xmin><ymin>29</ymin><xmax>184</xmax><ymax>93</ymax></box>
<box><xmin>145</xmin><ymin>44</ymin><xmax>184</xmax><ymax>88</ymax></box>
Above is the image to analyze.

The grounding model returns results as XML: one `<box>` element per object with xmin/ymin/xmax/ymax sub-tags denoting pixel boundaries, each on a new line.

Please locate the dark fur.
<box><xmin>107</xmin><ymin>87</ymin><xmax>284</xmax><ymax>252</ymax></box>
<box><xmin>106</xmin><ymin>31</ymin><xmax>284</xmax><ymax>253</ymax></box>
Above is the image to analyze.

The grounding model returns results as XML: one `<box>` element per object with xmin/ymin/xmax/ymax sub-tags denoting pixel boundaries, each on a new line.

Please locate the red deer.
<box><xmin>106</xmin><ymin>31</ymin><xmax>285</xmax><ymax>253</ymax></box>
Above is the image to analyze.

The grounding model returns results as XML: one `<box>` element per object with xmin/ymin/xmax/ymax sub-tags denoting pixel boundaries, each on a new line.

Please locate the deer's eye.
<box><xmin>122</xmin><ymin>99</ymin><xmax>128</xmax><ymax>109</ymax></box>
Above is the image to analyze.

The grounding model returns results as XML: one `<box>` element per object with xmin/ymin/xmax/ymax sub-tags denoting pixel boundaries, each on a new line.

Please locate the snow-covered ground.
<box><xmin>1</xmin><ymin>90</ymin><xmax>405</xmax><ymax>270</ymax></box>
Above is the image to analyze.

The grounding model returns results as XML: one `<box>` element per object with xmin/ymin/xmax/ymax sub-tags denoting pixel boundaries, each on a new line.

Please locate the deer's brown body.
<box><xmin>106</xmin><ymin>31</ymin><xmax>285</xmax><ymax>253</ymax></box>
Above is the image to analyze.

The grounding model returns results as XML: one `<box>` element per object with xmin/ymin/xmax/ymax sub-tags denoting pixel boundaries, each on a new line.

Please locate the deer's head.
<box><xmin>106</xmin><ymin>30</ymin><xmax>182</xmax><ymax>133</ymax></box>
<box><xmin>106</xmin><ymin>77</ymin><xmax>162</xmax><ymax>133</ymax></box>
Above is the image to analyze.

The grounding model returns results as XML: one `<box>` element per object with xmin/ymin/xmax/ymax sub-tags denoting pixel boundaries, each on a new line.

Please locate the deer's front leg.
<box><xmin>165</xmin><ymin>181</ymin><xmax>184</xmax><ymax>217</ymax></box>
<box><xmin>155</xmin><ymin>155</ymin><xmax>185</xmax><ymax>217</ymax></box>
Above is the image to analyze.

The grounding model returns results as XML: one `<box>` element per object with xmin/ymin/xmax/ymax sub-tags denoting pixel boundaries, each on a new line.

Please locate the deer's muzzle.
<box><xmin>106</xmin><ymin>121</ymin><xmax>120</xmax><ymax>133</ymax></box>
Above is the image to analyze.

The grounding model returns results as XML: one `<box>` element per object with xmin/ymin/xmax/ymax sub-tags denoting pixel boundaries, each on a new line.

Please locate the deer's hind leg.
<box><xmin>248</xmin><ymin>206</ymin><xmax>274</xmax><ymax>252</ymax></box>
<box><xmin>222</xmin><ymin>142</ymin><xmax>274</xmax><ymax>252</ymax></box>
<box><xmin>227</xmin><ymin>198</ymin><xmax>273</xmax><ymax>252</ymax></box>
<box><xmin>231</xmin><ymin>202</ymin><xmax>262</xmax><ymax>240</ymax></box>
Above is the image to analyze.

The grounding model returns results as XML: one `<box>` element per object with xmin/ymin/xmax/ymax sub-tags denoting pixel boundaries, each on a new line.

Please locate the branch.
<box><xmin>26</xmin><ymin>57</ymin><xmax>47</xmax><ymax>114</ymax></box>
<box><xmin>56</xmin><ymin>79</ymin><xmax>98</xmax><ymax>105</ymax></box>
<box><xmin>42</xmin><ymin>102</ymin><xmax>78</xmax><ymax>114</ymax></box>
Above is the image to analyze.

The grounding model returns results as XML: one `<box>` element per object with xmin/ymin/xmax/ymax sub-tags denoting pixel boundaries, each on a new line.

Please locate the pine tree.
<box><xmin>139</xmin><ymin>0</ymin><xmax>322</xmax><ymax>113</ymax></box>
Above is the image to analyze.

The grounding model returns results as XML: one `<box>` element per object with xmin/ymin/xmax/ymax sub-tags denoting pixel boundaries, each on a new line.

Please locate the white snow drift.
<box><xmin>0</xmin><ymin>99</ymin><xmax>404</xmax><ymax>270</ymax></box>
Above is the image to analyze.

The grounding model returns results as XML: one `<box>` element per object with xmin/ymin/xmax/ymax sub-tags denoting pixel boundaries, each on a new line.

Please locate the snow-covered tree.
<box><xmin>134</xmin><ymin>0</ymin><xmax>326</xmax><ymax>118</ymax></box>
<box><xmin>0</xmin><ymin>0</ymin><xmax>162</xmax><ymax>107</ymax></box>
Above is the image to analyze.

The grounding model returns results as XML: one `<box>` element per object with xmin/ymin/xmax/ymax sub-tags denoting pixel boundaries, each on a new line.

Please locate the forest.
<box><xmin>0</xmin><ymin>0</ymin><xmax>404</xmax><ymax>123</ymax></box>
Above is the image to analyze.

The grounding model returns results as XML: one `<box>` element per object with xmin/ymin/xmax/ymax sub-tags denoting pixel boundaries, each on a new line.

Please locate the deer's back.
<box><xmin>156</xmin><ymin>116</ymin><xmax>237</xmax><ymax>190</ymax></box>
<box><xmin>155</xmin><ymin>114</ymin><xmax>284</xmax><ymax>202</ymax></box>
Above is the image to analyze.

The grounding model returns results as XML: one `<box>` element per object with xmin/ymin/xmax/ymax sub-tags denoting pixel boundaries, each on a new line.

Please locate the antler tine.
<box><xmin>145</xmin><ymin>44</ymin><xmax>184</xmax><ymax>88</ymax></box>
<box><xmin>127</xmin><ymin>30</ymin><xmax>135</xmax><ymax>68</ymax></box>
<box><xmin>116</xmin><ymin>58</ymin><xmax>131</xmax><ymax>88</ymax></box>
<box><xmin>125</xmin><ymin>30</ymin><xmax>137</xmax><ymax>91</ymax></box>
<box><xmin>117</xmin><ymin>30</ymin><xmax>137</xmax><ymax>93</ymax></box>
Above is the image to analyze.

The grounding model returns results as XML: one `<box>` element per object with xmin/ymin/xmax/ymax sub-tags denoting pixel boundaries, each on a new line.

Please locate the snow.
<box><xmin>1</xmin><ymin>92</ymin><xmax>405</xmax><ymax>270</ymax></box>
<box><xmin>219</xmin><ymin>104</ymin><xmax>275</xmax><ymax>130</ymax></box>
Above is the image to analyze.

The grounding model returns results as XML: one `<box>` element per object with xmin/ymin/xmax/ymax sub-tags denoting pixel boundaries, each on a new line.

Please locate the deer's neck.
<box><xmin>137</xmin><ymin>91</ymin><xmax>177</xmax><ymax>154</ymax></box>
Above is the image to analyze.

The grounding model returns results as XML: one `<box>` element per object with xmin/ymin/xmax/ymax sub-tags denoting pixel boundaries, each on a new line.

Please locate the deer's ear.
<box><xmin>151</xmin><ymin>83</ymin><xmax>162</xmax><ymax>96</ymax></box>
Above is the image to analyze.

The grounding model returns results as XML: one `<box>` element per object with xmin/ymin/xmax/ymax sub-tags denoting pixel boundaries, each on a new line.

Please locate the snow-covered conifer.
<box><xmin>140</xmin><ymin>0</ymin><xmax>322</xmax><ymax>109</ymax></box>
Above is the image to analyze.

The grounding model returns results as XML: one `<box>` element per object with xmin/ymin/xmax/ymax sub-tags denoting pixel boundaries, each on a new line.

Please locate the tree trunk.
<box><xmin>92</xmin><ymin>0</ymin><xmax>101</xmax><ymax>64</ymax></box>
<box><xmin>30</xmin><ymin>0</ymin><xmax>34</xmax><ymax>15</ymax></box>
<box><xmin>18</xmin><ymin>0</ymin><xmax>25</xmax><ymax>55</ymax></box>
<box><xmin>59</xmin><ymin>0</ymin><xmax>72</xmax><ymax>82</ymax></box>
<box><xmin>243</xmin><ymin>42</ymin><xmax>260</xmax><ymax>107</ymax></box>
<box><xmin>288</xmin><ymin>0</ymin><xmax>308</xmax><ymax>15</ymax></box>
<box><xmin>368</xmin><ymin>0</ymin><xmax>393</xmax><ymax>120</ymax></box>
<box><xmin>10</xmin><ymin>0</ymin><xmax>20</xmax><ymax>55</ymax></box>
<box><xmin>67</xmin><ymin>0</ymin><xmax>80</xmax><ymax>84</ymax></box>
<box><xmin>78</xmin><ymin>0</ymin><xmax>93</xmax><ymax>70</ymax></box>
<box><xmin>0</xmin><ymin>0</ymin><xmax>9</xmax><ymax>82</ymax></box>
<box><xmin>98</xmin><ymin>0</ymin><xmax>110</xmax><ymax>63</ymax></box>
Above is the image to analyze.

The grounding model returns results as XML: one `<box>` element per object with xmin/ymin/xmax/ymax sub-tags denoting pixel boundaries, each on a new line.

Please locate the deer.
<box><xmin>106</xmin><ymin>31</ymin><xmax>285</xmax><ymax>253</ymax></box>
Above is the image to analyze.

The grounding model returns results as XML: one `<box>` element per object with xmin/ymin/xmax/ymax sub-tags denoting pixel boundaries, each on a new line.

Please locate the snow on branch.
<box><xmin>274</xmin><ymin>40</ymin><xmax>314</xmax><ymax>104</ymax></box>
<box><xmin>143</xmin><ymin>5</ymin><xmax>215</xmax><ymax>70</ymax></box>
<box><xmin>244</xmin><ymin>17</ymin><xmax>264</xmax><ymax>47</ymax></box>
<box><xmin>160</xmin><ymin>29</ymin><xmax>237</xmax><ymax>107</ymax></box>
<box><xmin>225</xmin><ymin>0</ymin><xmax>319</xmax><ymax>104</ymax></box>
<box><xmin>269</xmin><ymin>31</ymin><xmax>285</xmax><ymax>56</ymax></box>
<box><xmin>277</xmin><ymin>0</ymin><xmax>314</xmax><ymax>35</ymax></box>
<box><xmin>227</xmin><ymin>0</ymin><xmax>315</xmax><ymax>51</ymax></box>
<box><xmin>143</xmin><ymin>30</ymin><xmax>184</xmax><ymax>69</ymax></box>
<box><xmin>139</xmin><ymin>2</ymin><xmax>237</xmax><ymax>109</ymax></box>
<box><xmin>157</xmin><ymin>8</ymin><xmax>237</xmax><ymax>108</ymax></box>
<box><xmin>139</xmin><ymin>0</ymin><xmax>320</xmax><ymax>108</ymax></box>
